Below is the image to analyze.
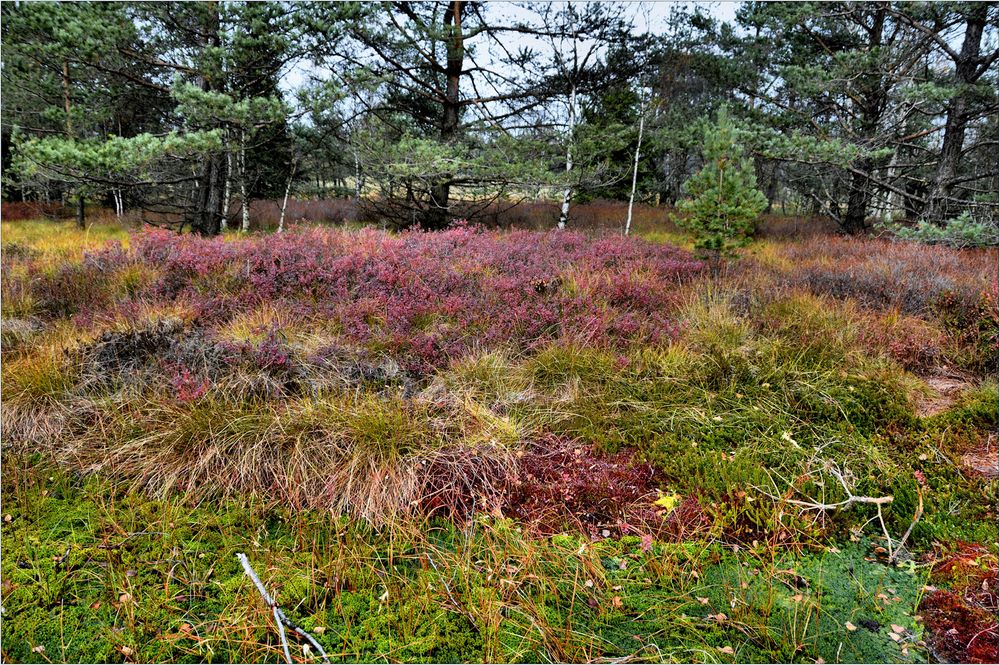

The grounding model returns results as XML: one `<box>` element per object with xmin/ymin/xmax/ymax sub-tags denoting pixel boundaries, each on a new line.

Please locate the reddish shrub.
<box><xmin>919</xmin><ymin>542</ymin><xmax>999</xmax><ymax>664</ymax></box>
<box><xmin>934</xmin><ymin>285</ymin><xmax>999</xmax><ymax>376</ymax></box>
<box><xmin>245</xmin><ymin>197</ymin><xmax>363</xmax><ymax>230</ymax></box>
<box><xmin>779</xmin><ymin>237</ymin><xmax>998</xmax><ymax>316</ymax></box>
<box><xmin>245</xmin><ymin>197</ymin><xmax>830</xmax><ymax>239</ymax></box>
<box><xmin>1</xmin><ymin>201</ymin><xmax>70</xmax><ymax>221</ymax></box>
<box><xmin>501</xmin><ymin>437</ymin><xmax>708</xmax><ymax>540</ymax></box>
<box><xmin>52</xmin><ymin>225</ymin><xmax>703</xmax><ymax>371</ymax></box>
<box><xmin>854</xmin><ymin>312</ymin><xmax>944</xmax><ymax>374</ymax></box>
<box><xmin>167</xmin><ymin>363</ymin><xmax>210</xmax><ymax>402</ymax></box>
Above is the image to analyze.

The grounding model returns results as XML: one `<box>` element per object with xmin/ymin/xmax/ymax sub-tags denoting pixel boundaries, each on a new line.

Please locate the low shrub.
<box><xmin>881</xmin><ymin>211</ymin><xmax>999</xmax><ymax>249</ymax></box>
<box><xmin>919</xmin><ymin>542</ymin><xmax>999</xmax><ymax>663</ymax></box>
<box><xmin>776</xmin><ymin>236</ymin><xmax>997</xmax><ymax>316</ymax></box>
<box><xmin>934</xmin><ymin>285</ymin><xmax>999</xmax><ymax>376</ymax></box>
<box><xmin>17</xmin><ymin>225</ymin><xmax>703</xmax><ymax>370</ymax></box>
<box><xmin>1</xmin><ymin>201</ymin><xmax>70</xmax><ymax>221</ymax></box>
<box><xmin>502</xmin><ymin>437</ymin><xmax>668</xmax><ymax>538</ymax></box>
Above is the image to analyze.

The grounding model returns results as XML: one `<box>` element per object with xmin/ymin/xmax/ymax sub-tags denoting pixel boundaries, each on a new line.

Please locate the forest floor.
<box><xmin>1</xmin><ymin>217</ymin><xmax>997</xmax><ymax>664</ymax></box>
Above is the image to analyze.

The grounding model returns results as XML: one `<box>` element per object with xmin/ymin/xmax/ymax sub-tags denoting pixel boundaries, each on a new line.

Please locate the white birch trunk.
<box><xmin>624</xmin><ymin>92</ymin><xmax>647</xmax><ymax>237</ymax></box>
<box><xmin>222</xmin><ymin>148</ymin><xmax>232</xmax><ymax>231</ymax></box>
<box><xmin>239</xmin><ymin>131</ymin><xmax>250</xmax><ymax>232</ymax></box>
<box><xmin>352</xmin><ymin>148</ymin><xmax>362</xmax><ymax>200</ymax></box>
<box><xmin>557</xmin><ymin>82</ymin><xmax>576</xmax><ymax>231</ymax></box>
<box><xmin>277</xmin><ymin>160</ymin><xmax>297</xmax><ymax>233</ymax></box>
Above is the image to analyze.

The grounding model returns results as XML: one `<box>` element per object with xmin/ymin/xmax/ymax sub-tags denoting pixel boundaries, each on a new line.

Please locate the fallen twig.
<box><xmin>758</xmin><ymin>461</ymin><xmax>926</xmax><ymax>564</ymax></box>
<box><xmin>426</xmin><ymin>550</ymin><xmax>479</xmax><ymax>632</ymax></box>
<box><xmin>236</xmin><ymin>552</ymin><xmax>330</xmax><ymax>664</ymax></box>
<box><xmin>890</xmin><ymin>482</ymin><xmax>925</xmax><ymax>563</ymax></box>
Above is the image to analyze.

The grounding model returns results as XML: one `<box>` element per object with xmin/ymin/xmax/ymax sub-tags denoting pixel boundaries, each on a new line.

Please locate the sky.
<box><xmin>281</xmin><ymin>1</ymin><xmax>742</xmax><ymax>95</ymax></box>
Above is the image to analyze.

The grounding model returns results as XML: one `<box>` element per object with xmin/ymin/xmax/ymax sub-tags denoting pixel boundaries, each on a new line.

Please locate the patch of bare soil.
<box><xmin>916</xmin><ymin>375</ymin><xmax>970</xmax><ymax>418</ymax></box>
<box><xmin>916</xmin><ymin>374</ymin><xmax>997</xmax><ymax>479</ymax></box>
<box><xmin>962</xmin><ymin>432</ymin><xmax>998</xmax><ymax>480</ymax></box>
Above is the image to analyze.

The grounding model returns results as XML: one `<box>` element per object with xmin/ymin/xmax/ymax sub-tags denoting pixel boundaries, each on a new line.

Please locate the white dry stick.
<box><xmin>759</xmin><ymin>461</ymin><xmax>924</xmax><ymax>563</ymax></box>
<box><xmin>273</xmin><ymin>606</ymin><xmax>291</xmax><ymax>664</ymax></box>
<box><xmin>236</xmin><ymin>553</ymin><xmax>330</xmax><ymax>664</ymax></box>
<box><xmin>426</xmin><ymin>551</ymin><xmax>479</xmax><ymax>632</ymax></box>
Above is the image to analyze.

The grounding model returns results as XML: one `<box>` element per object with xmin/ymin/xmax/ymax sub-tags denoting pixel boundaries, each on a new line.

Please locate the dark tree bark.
<box><xmin>426</xmin><ymin>0</ymin><xmax>464</xmax><ymax>230</ymax></box>
<box><xmin>75</xmin><ymin>194</ymin><xmax>85</xmax><ymax>229</ymax></box>
<box><xmin>842</xmin><ymin>6</ymin><xmax>887</xmax><ymax>235</ymax></box>
<box><xmin>190</xmin><ymin>2</ymin><xmax>225</xmax><ymax>236</ymax></box>
<box><xmin>844</xmin><ymin>159</ymin><xmax>874</xmax><ymax>234</ymax></box>
<box><xmin>923</xmin><ymin>3</ymin><xmax>993</xmax><ymax>223</ymax></box>
<box><xmin>61</xmin><ymin>59</ymin><xmax>87</xmax><ymax>230</ymax></box>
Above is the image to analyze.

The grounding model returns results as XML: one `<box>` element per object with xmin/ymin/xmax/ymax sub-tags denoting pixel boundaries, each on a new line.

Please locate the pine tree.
<box><xmin>675</xmin><ymin>106</ymin><xmax>766</xmax><ymax>261</ymax></box>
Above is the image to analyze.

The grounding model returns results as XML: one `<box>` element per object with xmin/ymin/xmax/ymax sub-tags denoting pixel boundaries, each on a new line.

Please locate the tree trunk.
<box><xmin>353</xmin><ymin>147</ymin><xmax>363</xmax><ymax>201</ymax></box>
<box><xmin>764</xmin><ymin>164</ymin><xmax>778</xmax><ymax>215</ymax></box>
<box><xmin>923</xmin><ymin>4</ymin><xmax>990</xmax><ymax>223</ymax></box>
<box><xmin>841</xmin><ymin>7</ymin><xmax>887</xmax><ymax>235</ymax></box>
<box><xmin>278</xmin><ymin>159</ymin><xmax>297</xmax><ymax>233</ymax></box>
<box><xmin>222</xmin><ymin>148</ymin><xmax>232</xmax><ymax>231</ymax></box>
<box><xmin>190</xmin><ymin>2</ymin><xmax>224</xmax><ymax>236</ymax></box>
<box><xmin>193</xmin><ymin>152</ymin><xmax>224</xmax><ymax>236</ymax></box>
<box><xmin>62</xmin><ymin>60</ymin><xmax>86</xmax><ymax>230</ymax></box>
<box><xmin>427</xmin><ymin>1</ymin><xmax>464</xmax><ymax>230</ymax></box>
<box><xmin>843</xmin><ymin>164</ymin><xmax>872</xmax><ymax>234</ymax></box>
<box><xmin>76</xmin><ymin>194</ymin><xmax>85</xmax><ymax>230</ymax></box>
<box><xmin>624</xmin><ymin>90</ymin><xmax>646</xmax><ymax>236</ymax></box>
<box><xmin>240</xmin><ymin>132</ymin><xmax>250</xmax><ymax>232</ymax></box>
<box><xmin>557</xmin><ymin>81</ymin><xmax>576</xmax><ymax>231</ymax></box>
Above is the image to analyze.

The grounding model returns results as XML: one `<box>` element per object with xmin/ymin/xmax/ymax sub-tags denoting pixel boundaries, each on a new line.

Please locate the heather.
<box><xmin>2</xmin><ymin>219</ymin><xmax>998</xmax><ymax>664</ymax></box>
<box><xmin>5</xmin><ymin>225</ymin><xmax>702</xmax><ymax>372</ymax></box>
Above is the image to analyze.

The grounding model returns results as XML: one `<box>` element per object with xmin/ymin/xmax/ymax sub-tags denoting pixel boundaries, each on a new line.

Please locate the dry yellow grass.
<box><xmin>1</xmin><ymin>219</ymin><xmax>131</xmax><ymax>258</ymax></box>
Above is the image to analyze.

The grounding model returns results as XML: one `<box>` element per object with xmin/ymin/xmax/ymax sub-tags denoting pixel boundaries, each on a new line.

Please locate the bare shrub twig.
<box><xmin>236</xmin><ymin>552</ymin><xmax>330</xmax><ymax>664</ymax></box>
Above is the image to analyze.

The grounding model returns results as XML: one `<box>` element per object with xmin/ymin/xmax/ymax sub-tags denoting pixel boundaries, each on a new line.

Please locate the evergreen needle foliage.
<box><xmin>675</xmin><ymin>106</ymin><xmax>767</xmax><ymax>260</ymax></box>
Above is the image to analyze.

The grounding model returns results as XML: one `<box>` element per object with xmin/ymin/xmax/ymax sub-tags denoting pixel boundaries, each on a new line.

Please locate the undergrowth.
<box><xmin>2</xmin><ymin>219</ymin><xmax>997</xmax><ymax>663</ymax></box>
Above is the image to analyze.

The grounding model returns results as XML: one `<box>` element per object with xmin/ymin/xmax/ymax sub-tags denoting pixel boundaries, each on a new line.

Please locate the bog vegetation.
<box><xmin>1</xmin><ymin>1</ymin><xmax>998</xmax><ymax>664</ymax></box>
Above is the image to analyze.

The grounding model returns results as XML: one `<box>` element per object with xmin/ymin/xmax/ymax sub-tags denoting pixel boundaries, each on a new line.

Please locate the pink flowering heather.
<box><xmin>28</xmin><ymin>225</ymin><xmax>705</xmax><ymax>370</ymax></box>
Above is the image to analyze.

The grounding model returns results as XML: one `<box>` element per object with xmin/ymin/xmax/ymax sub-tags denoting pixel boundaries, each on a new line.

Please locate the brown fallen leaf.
<box><xmin>888</xmin><ymin>632</ymin><xmax>902</xmax><ymax>642</ymax></box>
<box><xmin>719</xmin><ymin>646</ymin><xmax>734</xmax><ymax>655</ymax></box>
<box><xmin>90</xmin><ymin>601</ymin><xmax>101</xmax><ymax>610</ymax></box>
<box><xmin>845</xmin><ymin>621</ymin><xmax>857</xmax><ymax>631</ymax></box>
<box><xmin>696</xmin><ymin>596</ymin><xmax>710</xmax><ymax>605</ymax></box>
<box><xmin>891</xmin><ymin>624</ymin><xmax>905</xmax><ymax>634</ymax></box>
<box><xmin>612</xmin><ymin>596</ymin><xmax>623</xmax><ymax>608</ymax></box>
<box><xmin>119</xmin><ymin>592</ymin><xmax>132</xmax><ymax>603</ymax></box>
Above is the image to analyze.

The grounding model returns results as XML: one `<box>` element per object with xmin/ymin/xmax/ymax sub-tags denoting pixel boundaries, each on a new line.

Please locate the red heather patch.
<box><xmin>57</xmin><ymin>225</ymin><xmax>703</xmax><ymax>371</ymax></box>
<box><xmin>919</xmin><ymin>542</ymin><xmax>999</xmax><ymax>664</ymax></box>
<box><xmin>502</xmin><ymin>437</ymin><xmax>708</xmax><ymax>540</ymax></box>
